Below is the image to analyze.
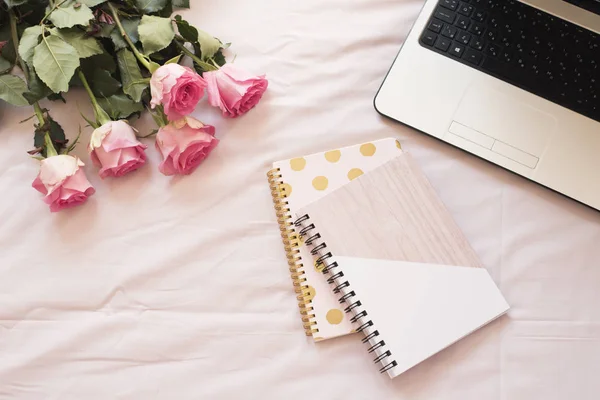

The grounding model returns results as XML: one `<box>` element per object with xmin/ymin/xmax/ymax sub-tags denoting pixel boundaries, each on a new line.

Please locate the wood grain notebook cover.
<box><xmin>295</xmin><ymin>153</ymin><xmax>509</xmax><ymax>378</ymax></box>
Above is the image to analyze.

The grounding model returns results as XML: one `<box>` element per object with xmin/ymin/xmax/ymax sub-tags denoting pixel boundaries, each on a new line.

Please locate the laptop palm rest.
<box><xmin>449</xmin><ymin>84</ymin><xmax>557</xmax><ymax>169</ymax></box>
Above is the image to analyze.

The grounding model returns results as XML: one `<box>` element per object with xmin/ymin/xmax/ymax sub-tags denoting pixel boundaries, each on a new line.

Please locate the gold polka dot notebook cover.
<box><xmin>267</xmin><ymin>138</ymin><xmax>403</xmax><ymax>341</ymax></box>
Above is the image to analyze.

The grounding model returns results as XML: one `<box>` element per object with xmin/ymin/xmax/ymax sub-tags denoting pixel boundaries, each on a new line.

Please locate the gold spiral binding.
<box><xmin>267</xmin><ymin>167</ymin><xmax>318</xmax><ymax>336</ymax></box>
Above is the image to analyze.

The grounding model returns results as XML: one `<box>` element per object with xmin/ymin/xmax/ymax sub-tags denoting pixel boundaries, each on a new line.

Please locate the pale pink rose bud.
<box><xmin>89</xmin><ymin>120</ymin><xmax>147</xmax><ymax>179</ymax></box>
<box><xmin>150</xmin><ymin>64</ymin><xmax>207</xmax><ymax>121</ymax></box>
<box><xmin>32</xmin><ymin>155</ymin><xmax>95</xmax><ymax>212</ymax></box>
<box><xmin>204</xmin><ymin>64</ymin><xmax>268</xmax><ymax>118</ymax></box>
<box><xmin>155</xmin><ymin>117</ymin><xmax>219</xmax><ymax>176</ymax></box>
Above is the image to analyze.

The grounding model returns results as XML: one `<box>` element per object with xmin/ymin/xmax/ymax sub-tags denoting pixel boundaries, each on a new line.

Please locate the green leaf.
<box><xmin>0</xmin><ymin>24</ymin><xmax>17</xmax><ymax>65</ymax></box>
<box><xmin>91</xmin><ymin>68</ymin><xmax>121</xmax><ymax>97</ymax></box>
<box><xmin>173</xmin><ymin>0</ymin><xmax>189</xmax><ymax>8</ymax></box>
<box><xmin>0</xmin><ymin>73</ymin><xmax>28</xmax><ymax>106</ymax></box>
<box><xmin>22</xmin><ymin>65</ymin><xmax>53</xmax><ymax>104</ymax></box>
<box><xmin>134</xmin><ymin>0</ymin><xmax>168</xmax><ymax>13</ymax></box>
<box><xmin>157</xmin><ymin>1</ymin><xmax>173</xmax><ymax>18</ymax></box>
<box><xmin>97</xmin><ymin>23</ymin><xmax>115</xmax><ymax>38</ymax></box>
<box><xmin>48</xmin><ymin>0</ymin><xmax>94</xmax><ymax>29</ymax></box>
<box><xmin>81</xmin><ymin>51</ymin><xmax>116</xmax><ymax>75</ymax></box>
<box><xmin>98</xmin><ymin>92</ymin><xmax>143</xmax><ymax>119</ymax></box>
<box><xmin>48</xmin><ymin>93</ymin><xmax>66</xmax><ymax>102</ymax></box>
<box><xmin>3</xmin><ymin>0</ymin><xmax>28</xmax><ymax>8</ymax></box>
<box><xmin>197</xmin><ymin>29</ymin><xmax>222</xmax><ymax>61</ymax></box>
<box><xmin>48</xmin><ymin>116</ymin><xmax>66</xmax><ymax>146</ymax></box>
<box><xmin>213</xmin><ymin>49</ymin><xmax>226</xmax><ymax>67</ymax></box>
<box><xmin>148</xmin><ymin>60</ymin><xmax>160</xmax><ymax>73</ymax></box>
<box><xmin>11</xmin><ymin>2</ymin><xmax>47</xmax><ymax>23</ymax></box>
<box><xmin>50</xmin><ymin>28</ymin><xmax>103</xmax><ymax>58</ymax></box>
<box><xmin>33</xmin><ymin>35</ymin><xmax>80</xmax><ymax>93</ymax></box>
<box><xmin>33</xmin><ymin>129</ymin><xmax>45</xmax><ymax>150</ymax></box>
<box><xmin>174</xmin><ymin>15</ymin><xmax>198</xmax><ymax>44</ymax></box>
<box><xmin>18</xmin><ymin>26</ymin><xmax>42</xmax><ymax>66</ymax></box>
<box><xmin>35</xmin><ymin>115</ymin><xmax>68</xmax><ymax>157</ymax></box>
<box><xmin>117</xmin><ymin>49</ymin><xmax>146</xmax><ymax>102</ymax></box>
<box><xmin>0</xmin><ymin>56</ymin><xmax>11</xmax><ymax>73</ymax></box>
<box><xmin>79</xmin><ymin>0</ymin><xmax>108</xmax><ymax>6</ymax></box>
<box><xmin>110</xmin><ymin>18</ymin><xmax>140</xmax><ymax>50</ymax></box>
<box><xmin>138</xmin><ymin>15</ymin><xmax>174</xmax><ymax>55</ymax></box>
<box><xmin>165</xmin><ymin>54</ymin><xmax>181</xmax><ymax>64</ymax></box>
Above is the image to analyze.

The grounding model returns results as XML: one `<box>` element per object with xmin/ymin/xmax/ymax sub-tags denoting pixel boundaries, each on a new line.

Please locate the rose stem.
<box><xmin>173</xmin><ymin>40</ymin><xmax>218</xmax><ymax>72</ymax></box>
<box><xmin>107</xmin><ymin>2</ymin><xmax>152</xmax><ymax>71</ymax></box>
<box><xmin>9</xmin><ymin>8</ymin><xmax>45</xmax><ymax>125</ymax></box>
<box><xmin>77</xmin><ymin>70</ymin><xmax>111</xmax><ymax>126</ymax></box>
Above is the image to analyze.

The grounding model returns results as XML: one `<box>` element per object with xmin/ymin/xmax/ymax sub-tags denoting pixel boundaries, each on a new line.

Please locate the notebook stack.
<box><xmin>267</xmin><ymin>138</ymin><xmax>509</xmax><ymax>379</ymax></box>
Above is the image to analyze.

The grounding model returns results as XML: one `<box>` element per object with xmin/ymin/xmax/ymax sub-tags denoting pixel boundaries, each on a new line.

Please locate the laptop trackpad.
<box><xmin>451</xmin><ymin>84</ymin><xmax>557</xmax><ymax>161</ymax></box>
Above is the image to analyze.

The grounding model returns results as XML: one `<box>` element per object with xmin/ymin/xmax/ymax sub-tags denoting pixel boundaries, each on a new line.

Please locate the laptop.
<box><xmin>375</xmin><ymin>0</ymin><xmax>600</xmax><ymax>210</ymax></box>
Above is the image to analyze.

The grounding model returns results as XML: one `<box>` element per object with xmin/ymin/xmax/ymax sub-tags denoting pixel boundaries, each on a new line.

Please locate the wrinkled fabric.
<box><xmin>2</xmin><ymin>0</ymin><xmax>600</xmax><ymax>398</ymax></box>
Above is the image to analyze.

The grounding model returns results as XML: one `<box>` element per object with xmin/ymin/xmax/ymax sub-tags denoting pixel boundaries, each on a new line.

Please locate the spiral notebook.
<box><xmin>267</xmin><ymin>138</ymin><xmax>403</xmax><ymax>340</ymax></box>
<box><xmin>295</xmin><ymin>153</ymin><xmax>509</xmax><ymax>378</ymax></box>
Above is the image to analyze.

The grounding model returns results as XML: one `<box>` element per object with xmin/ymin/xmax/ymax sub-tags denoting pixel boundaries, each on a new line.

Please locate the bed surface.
<box><xmin>1</xmin><ymin>0</ymin><xmax>600</xmax><ymax>398</ymax></box>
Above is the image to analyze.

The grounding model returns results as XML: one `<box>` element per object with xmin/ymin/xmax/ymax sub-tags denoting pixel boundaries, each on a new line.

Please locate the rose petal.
<box><xmin>204</xmin><ymin>64</ymin><xmax>268</xmax><ymax>118</ymax></box>
<box><xmin>156</xmin><ymin>117</ymin><xmax>218</xmax><ymax>176</ymax></box>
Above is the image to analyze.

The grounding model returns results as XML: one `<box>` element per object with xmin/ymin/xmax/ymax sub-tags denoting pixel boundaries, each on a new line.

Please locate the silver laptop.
<box><xmin>375</xmin><ymin>0</ymin><xmax>600</xmax><ymax>210</ymax></box>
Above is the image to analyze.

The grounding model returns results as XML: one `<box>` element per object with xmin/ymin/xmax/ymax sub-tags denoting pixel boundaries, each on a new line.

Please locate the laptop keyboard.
<box><xmin>419</xmin><ymin>0</ymin><xmax>600</xmax><ymax>123</ymax></box>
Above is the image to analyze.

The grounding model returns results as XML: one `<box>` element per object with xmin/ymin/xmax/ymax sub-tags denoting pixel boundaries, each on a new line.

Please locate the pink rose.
<box><xmin>32</xmin><ymin>155</ymin><xmax>95</xmax><ymax>212</ymax></box>
<box><xmin>204</xmin><ymin>64</ymin><xmax>268</xmax><ymax>118</ymax></box>
<box><xmin>155</xmin><ymin>117</ymin><xmax>219</xmax><ymax>176</ymax></box>
<box><xmin>150</xmin><ymin>64</ymin><xmax>207</xmax><ymax>121</ymax></box>
<box><xmin>89</xmin><ymin>120</ymin><xmax>147</xmax><ymax>179</ymax></box>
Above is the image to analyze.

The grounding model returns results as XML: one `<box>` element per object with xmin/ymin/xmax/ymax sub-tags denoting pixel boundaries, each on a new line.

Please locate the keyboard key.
<box><xmin>440</xmin><ymin>0</ymin><xmax>459</xmax><ymax>10</ymax></box>
<box><xmin>435</xmin><ymin>36</ymin><xmax>452</xmax><ymax>52</ymax></box>
<box><xmin>473</xmin><ymin>10</ymin><xmax>487</xmax><ymax>22</ymax></box>
<box><xmin>421</xmin><ymin>32</ymin><xmax>437</xmax><ymax>46</ymax></box>
<box><xmin>468</xmin><ymin>22</ymin><xmax>485</xmax><ymax>36</ymax></box>
<box><xmin>434</xmin><ymin>8</ymin><xmax>457</xmax><ymax>24</ymax></box>
<box><xmin>488</xmin><ymin>16</ymin><xmax>499</xmax><ymax>29</ymax></box>
<box><xmin>441</xmin><ymin>25</ymin><xmax>458</xmax><ymax>39</ymax></box>
<box><xmin>455</xmin><ymin>15</ymin><xmax>471</xmax><ymax>30</ymax></box>
<box><xmin>457</xmin><ymin>3</ymin><xmax>474</xmax><ymax>16</ymax></box>
<box><xmin>449</xmin><ymin>43</ymin><xmax>466</xmax><ymax>58</ymax></box>
<box><xmin>470</xmin><ymin>37</ymin><xmax>484</xmax><ymax>50</ymax></box>
<box><xmin>501</xmin><ymin>49</ymin><xmax>514</xmax><ymax>63</ymax></box>
<box><xmin>485</xmin><ymin>29</ymin><xmax>497</xmax><ymax>41</ymax></box>
<box><xmin>485</xmin><ymin>43</ymin><xmax>501</xmax><ymax>57</ymax></box>
<box><xmin>428</xmin><ymin>19</ymin><xmax>444</xmax><ymax>33</ymax></box>
<box><xmin>457</xmin><ymin>32</ymin><xmax>471</xmax><ymax>45</ymax></box>
<box><xmin>464</xmin><ymin>48</ymin><xmax>483</xmax><ymax>65</ymax></box>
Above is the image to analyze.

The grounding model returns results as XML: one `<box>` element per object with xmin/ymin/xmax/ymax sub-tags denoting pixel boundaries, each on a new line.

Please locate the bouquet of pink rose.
<box><xmin>0</xmin><ymin>0</ymin><xmax>267</xmax><ymax>212</ymax></box>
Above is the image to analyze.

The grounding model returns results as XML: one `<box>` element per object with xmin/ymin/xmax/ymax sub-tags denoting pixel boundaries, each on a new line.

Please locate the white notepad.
<box><xmin>295</xmin><ymin>153</ymin><xmax>509</xmax><ymax>378</ymax></box>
